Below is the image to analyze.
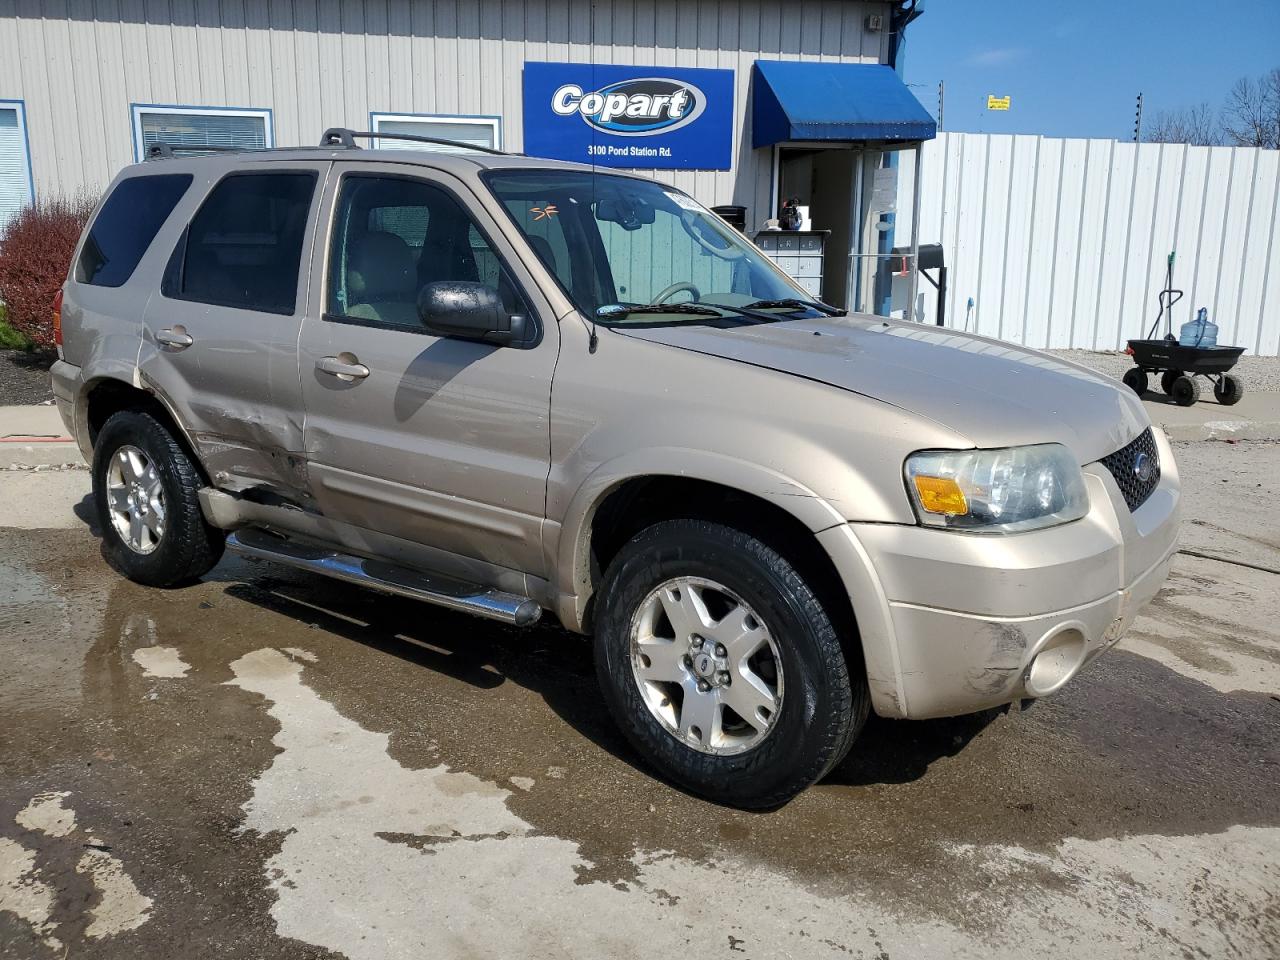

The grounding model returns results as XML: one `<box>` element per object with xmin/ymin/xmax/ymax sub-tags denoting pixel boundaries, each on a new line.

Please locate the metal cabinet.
<box><xmin>753</xmin><ymin>230</ymin><xmax>828</xmax><ymax>300</ymax></box>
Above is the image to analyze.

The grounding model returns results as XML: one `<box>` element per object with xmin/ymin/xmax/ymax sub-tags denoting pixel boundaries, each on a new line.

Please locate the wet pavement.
<box><xmin>2</xmin><ymin>442</ymin><xmax>1278</xmax><ymax>958</ymax></box>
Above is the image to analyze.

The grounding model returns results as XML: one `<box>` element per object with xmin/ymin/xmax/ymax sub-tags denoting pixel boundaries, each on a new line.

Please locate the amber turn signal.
<box><xmin>911</xmin><ymin>475</ymin><xmax>969</xmax><ymax>516</ymax></box>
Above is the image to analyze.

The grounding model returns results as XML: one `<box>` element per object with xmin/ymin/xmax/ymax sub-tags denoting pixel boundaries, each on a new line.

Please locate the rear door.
<box><xmin>296</xmin><ymin>161</ymin><xmax>560</xmax><ymax>582</ymax></box>
<box><xmin>138</xmin><ymin>162</ymin><xmax>329</xmax><ymax>499</ymax></box>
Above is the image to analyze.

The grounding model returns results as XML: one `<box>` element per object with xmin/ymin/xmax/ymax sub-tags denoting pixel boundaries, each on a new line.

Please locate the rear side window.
<box><xmin>76</xmin><ymin>174</ymin><xmax>192</xmax><ymax>287</ymax></box>
<box><xmin>164</xmin><ymin>171</ymin><xmax>316</xmax><ymax>315</ymax></box>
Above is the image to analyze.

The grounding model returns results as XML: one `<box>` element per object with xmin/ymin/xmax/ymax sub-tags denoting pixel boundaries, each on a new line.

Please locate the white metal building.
<box><xmin>0</xmin><ymin>0</ymin><xmax>936</xmax><ymax>312</ymax></box>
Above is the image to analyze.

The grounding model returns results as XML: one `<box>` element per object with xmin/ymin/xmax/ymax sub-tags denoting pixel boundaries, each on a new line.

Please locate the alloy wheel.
<box><xmin>105</xmin><ymin>445</ymin><xmax>166</xmax><ymax>554</ymax></box>
<box><xmin>629</xmin><ymin>576</ymin><xmax>784</xmax><ymax>755</ymax></box>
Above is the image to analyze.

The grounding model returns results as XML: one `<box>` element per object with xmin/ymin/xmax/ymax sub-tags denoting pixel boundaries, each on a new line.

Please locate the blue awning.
<box><xmin>751</xmin><ymin>61</ymin><xmax>937</xmax><ymax>148</ymax></box>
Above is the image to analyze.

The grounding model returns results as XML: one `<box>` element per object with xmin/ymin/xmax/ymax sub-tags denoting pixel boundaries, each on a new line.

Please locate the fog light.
<box><xmin>1024</xmin><ymin>627</ymin><xmax>1087</xmax><ymax>698</ymax></box>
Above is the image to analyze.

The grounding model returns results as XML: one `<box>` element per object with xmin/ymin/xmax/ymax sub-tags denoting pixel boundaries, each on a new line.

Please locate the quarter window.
<box><xmin>76</xmin><ymin>174</ymin><xmax>192</xmax><ymax>288</ymax></box>
<box><xmin>327</xmin><ymin>175</ymin><xmax>521</xmax><ymax>329</ymax></box>
<box><xmin>164</xmin><ymin>172</ymin><xmax>316</xmax><ymax>315</ymax></box>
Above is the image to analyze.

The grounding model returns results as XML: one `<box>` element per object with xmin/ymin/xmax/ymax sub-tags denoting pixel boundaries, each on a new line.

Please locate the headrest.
<box><xmin>347</xmin><ymin>231</ymin><xmax>414</xmax><ymax>300</ymax></box>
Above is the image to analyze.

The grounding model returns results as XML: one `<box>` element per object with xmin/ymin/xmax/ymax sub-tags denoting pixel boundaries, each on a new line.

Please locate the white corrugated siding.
<box><xmin>0</xmin><ymin>0</ymin><xmax>889</xmax><ymax>228</ymax></box>
<box><xmin>896</xmin><ymin>132</ymin><xmax>1280</xmax><ymax>356</ymax></box>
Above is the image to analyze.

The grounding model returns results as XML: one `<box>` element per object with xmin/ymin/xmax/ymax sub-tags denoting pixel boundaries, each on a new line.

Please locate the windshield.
<box><xmin>483</xmin><ymin>169</ymin><xmax>819</xmax><ymax>325</ymax></box>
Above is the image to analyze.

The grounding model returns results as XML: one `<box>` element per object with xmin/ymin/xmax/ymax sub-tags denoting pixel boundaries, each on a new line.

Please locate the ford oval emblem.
<box><xmin>1133</xmin><ymin>452</ymin><xmax>1154</xmax><ymax>483</ymax></box>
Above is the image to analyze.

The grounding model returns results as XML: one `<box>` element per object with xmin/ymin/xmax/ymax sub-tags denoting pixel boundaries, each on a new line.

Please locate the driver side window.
<box><xmin>327</xmin><ymin>175</ymin><xmax>519</xmax><ymax>329</ymax></box>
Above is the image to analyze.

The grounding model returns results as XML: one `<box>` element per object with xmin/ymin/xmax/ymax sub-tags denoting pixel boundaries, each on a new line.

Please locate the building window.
<box><xmin>0</xmin><ymin>100</ymin><xmax>34</xmax><ymax>234</ymax></box>
<box><xmin>131</xmin><ymin>105</ymin><xmax>273</xmax><ymax>160</ymax></box>
<box><xmin>369</xmin><ymin>113</ymin><xmax>501</xmax><ymax>152</ymax></box>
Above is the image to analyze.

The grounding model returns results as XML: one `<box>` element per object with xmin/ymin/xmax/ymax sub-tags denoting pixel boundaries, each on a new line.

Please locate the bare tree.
<box><xmin>1144</xmin><ymin>103</ymin><xmax>1223</xmax><ymax>146</ymax></box>
<box><xmin>1222</xmin><ymin>68</ymin><xmax>1280</xmax><ymax>149</ymax></box>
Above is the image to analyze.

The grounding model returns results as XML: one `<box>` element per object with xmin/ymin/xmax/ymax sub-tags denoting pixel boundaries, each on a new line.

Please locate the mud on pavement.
<box><xmin>2</xmin><ymin>450</ymin><xmax>1279</xmax><ymax>959</ymax></box>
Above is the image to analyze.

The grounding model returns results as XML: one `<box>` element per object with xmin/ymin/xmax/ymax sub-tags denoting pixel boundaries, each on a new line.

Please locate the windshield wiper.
<box><xmin>742</xmin><ymin>298</ymin><xmax>846</xmax><ymax>317</ymax></box>
<box><xmin>596</xmin><ymin>303</ymin><xmax>725</xmax><ymax>319</ymax></box>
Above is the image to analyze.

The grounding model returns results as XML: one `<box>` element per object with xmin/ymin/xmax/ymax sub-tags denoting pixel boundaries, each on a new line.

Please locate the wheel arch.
<box><xmin>556</xmin><ymin>454</ymin><xmax>865</xmax><ymax>670</ymax></box>
<box><xmin>81</xmin><ymin>377</ymin><xmax>210</xmax><ymax>484</ymax></box>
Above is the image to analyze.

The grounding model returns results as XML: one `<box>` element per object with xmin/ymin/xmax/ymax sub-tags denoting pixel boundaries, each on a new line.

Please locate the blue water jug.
<box><xmin>1179</xmin><ymin>307</ymin><xmax>1218</xmax><ymax>348</ymax></box>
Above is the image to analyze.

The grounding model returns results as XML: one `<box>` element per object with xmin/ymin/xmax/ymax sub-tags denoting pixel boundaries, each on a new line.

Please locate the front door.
<box><xmin>297</xmin><ymin>163</ymin><xmax>560</xmax><ymax>583</ymax></box>
<box><xmin>139</xmin><ymin>163</ymin><xmax>329</xmax><ymax>499</ymax></box>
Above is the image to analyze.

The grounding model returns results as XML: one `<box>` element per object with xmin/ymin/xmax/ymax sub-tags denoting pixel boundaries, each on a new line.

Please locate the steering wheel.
<box><xmin>652</xmin><ymin>281</ymin><xmax>702</xmax><ymax>304</ymax></box>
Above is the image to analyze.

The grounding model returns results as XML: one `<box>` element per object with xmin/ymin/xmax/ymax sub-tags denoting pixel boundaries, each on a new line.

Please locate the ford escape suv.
<box><xmin>52</xmin><ymin>129</ymin><xmax>1180</xmax><ymax>808</ymax></box>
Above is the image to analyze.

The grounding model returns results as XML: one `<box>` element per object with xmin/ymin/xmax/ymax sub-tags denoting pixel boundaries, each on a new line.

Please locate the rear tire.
<box><xmin>593</xmin><ymin>519</ymin><xmax>867</xmax><ymax>808</ymax></box>
<box><xmin>1213</xmin><ymin>374</ymin><xmax>1244</xmax><ymax>406</ymax></box>
<box><xmin>1122</xmin><ymin>368</ymin><xmax>1148</xmax><ymax>396</ymax></box>
<box><xmin>1160</xmin><ymin>369</ymin><xmax>1182</xmax><ymax>395</ymax></box>
<box><xmin>92</xmin><ymin>410</ymin><xmax>224</xmax><ymax>587</ymax></box>
<box><xmin>1171</xmin><ymin>374</ymin><xmax>1201</xmax><ymax>407</ymax></box>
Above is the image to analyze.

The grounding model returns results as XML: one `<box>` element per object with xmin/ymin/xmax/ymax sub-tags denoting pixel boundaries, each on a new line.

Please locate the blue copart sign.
<box><xmin>522</xmin><ymin>62</ymin><xmax>734</xmax><ymax>170</ymax></box>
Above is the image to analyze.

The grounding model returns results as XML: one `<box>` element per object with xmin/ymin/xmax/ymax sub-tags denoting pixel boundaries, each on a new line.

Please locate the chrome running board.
<box><xmin>225</xmin><ymin>528</ymin><xmax>541</xmax><ymax>627</ymax></box>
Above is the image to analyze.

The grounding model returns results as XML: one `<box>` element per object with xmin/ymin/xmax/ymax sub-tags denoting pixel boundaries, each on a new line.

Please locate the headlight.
<box><xmin>904</xmin><ymin>444</ymin><xmax>1089</xmax><ymax>534</ymax></box>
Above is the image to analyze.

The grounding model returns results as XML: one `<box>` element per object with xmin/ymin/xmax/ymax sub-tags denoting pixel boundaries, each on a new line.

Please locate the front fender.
<box><xmin>550</xmin><ymin>448</ymin><xmax>852</xmax><ymax>633</ymax></box>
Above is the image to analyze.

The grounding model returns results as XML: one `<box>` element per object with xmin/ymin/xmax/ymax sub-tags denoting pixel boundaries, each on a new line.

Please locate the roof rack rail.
<box><xmin>319</xmin><ymin>127</ymin><xmax>508</xmax><ymax>156</ymax></box>
<box><xmin>145</xmin><ymin>142</ymin><xmax>257</xmax><ymax>160</ymax></box>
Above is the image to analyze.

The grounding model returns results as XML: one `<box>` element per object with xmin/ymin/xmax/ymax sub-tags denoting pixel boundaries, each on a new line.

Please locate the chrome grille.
<box><xmin>1100</xmin><ymin>428</ymin><xmax>1160</xmax><ymax>512</ymax></box>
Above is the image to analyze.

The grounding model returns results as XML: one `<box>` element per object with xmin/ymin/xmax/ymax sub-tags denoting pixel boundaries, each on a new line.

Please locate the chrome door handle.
<box><xmin>156</xmin><ymin>327</ymin><xmax>193</xmax><ymax>349</ymax></box>
<box><xmin>316</xmin><ymin>355</ymin><xmax>370</xmax><ymax>381</ymax></box>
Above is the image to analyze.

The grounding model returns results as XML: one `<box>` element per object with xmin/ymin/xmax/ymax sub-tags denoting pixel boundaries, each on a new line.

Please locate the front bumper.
<box><xmin>819</xmin><ymin>427</ymin><xmax>1181</xmax><ymax>719</ymax></box>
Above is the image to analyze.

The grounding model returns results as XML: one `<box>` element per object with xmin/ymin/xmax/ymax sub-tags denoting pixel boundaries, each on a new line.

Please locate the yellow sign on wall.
<box><xmin>987</xmin><ymin>95</ymin><xmax>1011</xmax><ymax>111</ymax></box>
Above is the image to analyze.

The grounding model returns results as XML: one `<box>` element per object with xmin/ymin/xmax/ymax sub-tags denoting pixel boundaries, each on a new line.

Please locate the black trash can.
<box><xmin>711</xmin><ymin>205</ymin><xmax>747</xmax><ymax>232</ymax></box>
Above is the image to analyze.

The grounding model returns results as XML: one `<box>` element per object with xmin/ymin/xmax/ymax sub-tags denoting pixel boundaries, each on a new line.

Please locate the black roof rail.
<box><xmin>145</xmin><ymin>141</ymin><xmax>260</xmax><ymax>160</ymax></box>
<box><xmin>319</xmin><ymin>127</ymin><xmax>508</xmax><ymax>156</ymax></box>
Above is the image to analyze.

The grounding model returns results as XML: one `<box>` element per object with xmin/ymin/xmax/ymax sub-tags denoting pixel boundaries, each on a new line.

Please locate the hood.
<box><xmin>618</xmin><ymin>315</ymin><xmax>1149</xmax><ymax>464</ymax></box>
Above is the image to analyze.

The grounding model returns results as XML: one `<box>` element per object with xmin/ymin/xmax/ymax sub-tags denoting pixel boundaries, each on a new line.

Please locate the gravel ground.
<box><xmin>1052</xmin><ymin>348</ymin><xmax>1280</xmax><ymax>391</ymax></box>
<box><xmin>0</xmin><ymin>349</ymin><xmax>54</xmax><ymax>404</ymax></box>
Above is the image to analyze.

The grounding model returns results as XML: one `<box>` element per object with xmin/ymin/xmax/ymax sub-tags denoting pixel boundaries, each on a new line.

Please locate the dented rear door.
<box><xmin>138</xmin><ymin>160</ymin><xmax>331</xmax><ymax>500</ymax></box>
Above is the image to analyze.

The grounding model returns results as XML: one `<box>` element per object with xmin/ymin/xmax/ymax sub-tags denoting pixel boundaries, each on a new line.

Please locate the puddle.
<box><xmin>227</xmin><ymin>646</ymin><xmax>1280</xmax><ymax>960</ymax></box>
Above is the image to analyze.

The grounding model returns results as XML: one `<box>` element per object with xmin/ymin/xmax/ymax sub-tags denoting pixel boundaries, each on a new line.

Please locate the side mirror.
<box><xmin>417</xmin><ymin>281</ymin><xmax>527</xmax><ymax>346</ymax></box>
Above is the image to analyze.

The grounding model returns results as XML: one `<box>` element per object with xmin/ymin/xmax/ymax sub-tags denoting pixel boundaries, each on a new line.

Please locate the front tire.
<box><xmin>594</xmin><ymin>519</ymin><xmax>866</xmax><ymax>808</ymax></box>
<box><xmin>92</xmin><ymin>410</ymin><xmax>224</xmax><ymax>587</ymax></box>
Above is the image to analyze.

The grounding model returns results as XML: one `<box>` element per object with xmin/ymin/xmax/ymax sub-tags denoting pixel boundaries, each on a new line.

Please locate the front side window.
<box><xmin>326</xmin><ymin>175</ymin><xmax>521</xmax><ymax>329</ymax></box>
<box><xmin>164</xmin><ymin>172</ymin><xmax>316</xmax><ymax>315</ymax></box>
<box><xmin>483</xmin><ymin>170</ymin><xmax>811</xmax><ymax>326</ymax></box>
<box><xmin>77</xmin><ymin>174</ymin><xmax>191</xmax><ymax>287</ymax></box>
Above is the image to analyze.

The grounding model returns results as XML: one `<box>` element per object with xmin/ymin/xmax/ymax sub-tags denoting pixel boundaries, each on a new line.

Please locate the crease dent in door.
<box><xmin>139</xmin><ymin>367</ymin><xmax>311</xmax><ymax>498</ymax></box>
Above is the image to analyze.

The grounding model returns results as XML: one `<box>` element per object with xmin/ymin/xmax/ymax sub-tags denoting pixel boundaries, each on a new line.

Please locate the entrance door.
<box><xmin>297</xmin><ymin>163</ymin><xmax>559</xmax><ymax>583</ymax></box>
<box><xmin>775</xmin><ymin>146</ymin><xmax>862</xmax><ymax>310</ymax></box>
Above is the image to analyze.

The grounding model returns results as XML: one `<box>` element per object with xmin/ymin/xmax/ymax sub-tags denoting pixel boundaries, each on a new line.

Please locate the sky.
<box><xmin>902</xmin><ymin>0</ymin><xmax>1280</xmax><ymax>140</ymax></box>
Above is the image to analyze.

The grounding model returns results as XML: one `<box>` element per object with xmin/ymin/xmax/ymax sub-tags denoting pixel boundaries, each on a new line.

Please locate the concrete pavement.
<box><xmin>0</xmin><ymin>404</ymin><xmax>79</xmax><ymax>469</ymax></box>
